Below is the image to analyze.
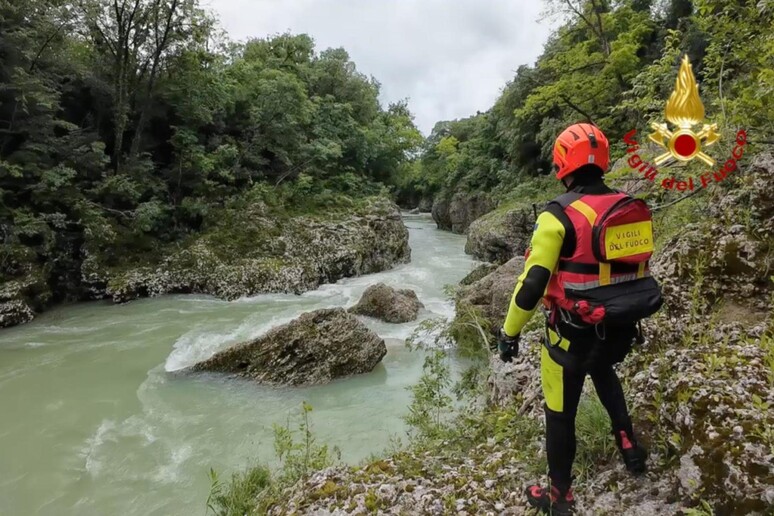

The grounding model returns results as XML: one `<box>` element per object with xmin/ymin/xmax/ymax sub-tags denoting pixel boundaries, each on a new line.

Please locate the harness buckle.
<box><xmin>558</xmin><ymin>306</ymin><xmax>588</xmax><ymax>330</ymax></box>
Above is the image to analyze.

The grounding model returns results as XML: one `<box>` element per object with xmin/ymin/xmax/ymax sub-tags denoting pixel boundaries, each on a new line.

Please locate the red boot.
<box><xmin>525</xmin><ymin>484</ymin><xmax>575</xmax><ymax>515</ymax></box>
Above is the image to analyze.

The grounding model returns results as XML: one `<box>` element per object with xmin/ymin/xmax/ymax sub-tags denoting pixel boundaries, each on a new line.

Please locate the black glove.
<box><xmin>495</xmin><ymin>328</ymin><xmax>520</xmax><ymax>363</ymax></box>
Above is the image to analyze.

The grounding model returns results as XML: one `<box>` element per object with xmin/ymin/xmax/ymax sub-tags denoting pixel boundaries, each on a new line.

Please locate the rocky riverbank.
<box><xmin>0</xmin><ymin>197</ymin><xmax>410</xmax><ymax>329</ymax></box>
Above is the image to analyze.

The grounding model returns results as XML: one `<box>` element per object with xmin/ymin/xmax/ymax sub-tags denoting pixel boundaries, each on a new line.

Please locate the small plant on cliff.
<box><xmin>404</xmin><ymin>350</ymin><xmax>454</xmax><ymax>441</ymax></box>
<box><xmin>206</xmin><ymin>465</ymin><xmax>271</xmax><ymax>516</ymax></box>
<box><xmin>206</xmin><ymin>401</ymin><xmax>339</xmax><ymax>515</ymax></box>
<box><xmin>273</xmin><ymin>401</ymin><xmax>341</xmax><ymax>484</ymax></box>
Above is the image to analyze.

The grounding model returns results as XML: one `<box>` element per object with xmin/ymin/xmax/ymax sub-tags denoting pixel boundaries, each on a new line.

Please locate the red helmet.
<box><xmin>552</xmin><ymin>123</ymin><xmax>610</xmax><ymax>180</ymax></box>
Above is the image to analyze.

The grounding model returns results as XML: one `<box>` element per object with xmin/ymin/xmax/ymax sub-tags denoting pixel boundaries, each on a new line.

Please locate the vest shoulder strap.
<box><xmin>549</xmin><ymin>192</ymin><xmax>584</xmax><ymax>210</ymax></box>
<box><xmin>542</xmin><ymin>198</ymin><xmax>576</xmax><ymax>258</ymax></box>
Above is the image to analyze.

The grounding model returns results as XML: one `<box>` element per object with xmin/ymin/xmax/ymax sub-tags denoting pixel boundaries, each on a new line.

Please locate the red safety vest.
<box><xmin>543</xmin><ymin>192</ymin><xmax>652</xmax><ymax>324</ymax></box>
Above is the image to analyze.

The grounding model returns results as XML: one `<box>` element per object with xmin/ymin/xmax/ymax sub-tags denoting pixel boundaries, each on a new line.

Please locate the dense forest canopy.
<box><xmin>396</xmin><ymin>0</ymin><xmax>773</xmax><ymax>206</ymax></box>
<box><xmin>0</xmin><ymin>0</ymin><xmax>422</xmax><ymax>308</ymax></box>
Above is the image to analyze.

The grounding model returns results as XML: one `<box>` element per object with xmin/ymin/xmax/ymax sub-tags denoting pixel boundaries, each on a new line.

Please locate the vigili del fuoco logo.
<box><xmin>622</xmin><ymin>55</ymin><xmax>747</xmax><ymax>191</ymax></box>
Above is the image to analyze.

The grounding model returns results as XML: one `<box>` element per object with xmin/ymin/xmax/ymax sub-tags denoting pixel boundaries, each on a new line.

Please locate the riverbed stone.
<box><xmin>190</xmin><ymin>308</ymin><xmax>387</xmax><ymax>386</ymax></box>
<box><xmin>348</xmin><ymin>283</ymin><xmax>424</xmax><ymax>323</ymax></box>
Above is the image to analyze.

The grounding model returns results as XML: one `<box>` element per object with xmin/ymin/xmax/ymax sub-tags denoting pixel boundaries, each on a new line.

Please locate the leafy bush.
<box><xmin>206</xmin><ymin>401</ymin><xmax>340</xmax><ymax>515</ymax></box>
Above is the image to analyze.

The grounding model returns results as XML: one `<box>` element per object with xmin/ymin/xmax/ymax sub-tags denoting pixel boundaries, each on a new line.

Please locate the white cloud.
<box><xmin>204</xmin><ymin>0</ymin><xmax>553</xmax><ymax>134</ymax></box>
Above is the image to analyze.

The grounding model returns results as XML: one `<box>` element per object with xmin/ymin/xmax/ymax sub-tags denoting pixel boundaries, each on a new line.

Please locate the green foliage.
<box><xmin>403</xmin><ymin>350</ymin><xmax>454</xmax><ymax>441</ymax></box>
<box><xmin>447</xmin><ymin>302</ymin><xmax>492</xmax><ymax>359</ymax></box>
<box><xmin>272</xmin><ymin>401</ymin><xmax>341</xmax><ymax>484</ymax></box>
<box><xmin>205</xmin><ymin>465</ymin><xmax>271</xmax><ymax>516</ymax></box>
<box><xmin>762</xmin><ymin>325</ymin><xmax>774</xmax><ymax>388</ymax></box>
<box><xmin>574</xmin><ymin>393</ymin><xmax>618</xmax><ymax>483</ymax></box>
<box><xmin>401</xmin><ymin>0</ymin><xmax>771</xmax><ymax>211</ymax></box>
<box><xmin>207</xmin><ymin>402</ymin><xmax>340</xmax><ymax>515</ymax></box>
<box><xmin>682</xmin><ymin>500</ymin><xmax>716</xmax><ymax>516</ymax></box>
<box><xmin>693</xmin><ymin>0</ymin><xmax>774</xmax><ymax>135</ymax></box>
<box><xmin>0</xmin><ymin>1</ymin><xmax>421</xmax><ymax>311</ymax></box>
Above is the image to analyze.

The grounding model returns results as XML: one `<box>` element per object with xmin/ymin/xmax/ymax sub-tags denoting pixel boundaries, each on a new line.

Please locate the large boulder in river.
<box><xmin>349</xmin><ymin>283</ymin><xmax>424</xmax><ymax>323</ymax></box>
<box><xmin>190</xmin><ymin>308</ymin><xmax>387</xmax><ymax>386</ymax></box>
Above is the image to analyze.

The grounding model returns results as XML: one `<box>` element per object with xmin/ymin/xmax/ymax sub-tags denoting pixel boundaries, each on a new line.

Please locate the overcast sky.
<box><xmin>204</xmin><ymin>0</ymin><xmax>554</xmax><ymax>134</ymax></box>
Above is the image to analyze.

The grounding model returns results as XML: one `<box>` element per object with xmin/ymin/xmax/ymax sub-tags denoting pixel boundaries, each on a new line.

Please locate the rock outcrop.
<box><xmin>417</xmin><ymin>197</ymin><xmax>433</xmax><ymax>213</ymax></box>
<box><xmin>0</xmin><ymin>298</ymin><xmax>34</xmax><ymax>328</ymax></box>
<box><xmin>458</xmin><ymin>263</ymin><xmax>498</xmax><ymax>286</ymax></box>
<box><xmin>606</xmin><ymin>141</ymin><xmax>664</xmax><ymax>196</ymax></box>
<box><xmin>455</xmin><ymin>256</ymin><xmax>524</xmax><ymax>331</ymax></box>
<box><xmin>618</xmin><ymin>317</ymin><xmax>774</xmax><ymax>514</ymax></box>
<box><xmin>82</xmin><ymin>197</ymin><xmax>411</xmax><ymax>304</ymax></box>
<box><xmin>650</xmin><ymin>152</ymin><xmax>774</xmax><ymax>315</ymax></box>
<box><xmin>487</xmin><ymin>328</ymin><xmax>543</xmax><ymax>409</ymax></box>
<box><xmin>431</xmin><ymin>192</ymin><xmax>495</xmax><ymax>234</ymax></box>
<box><xmin>348</xmin><ymin>283</ymin><xmax>424</xmax><ymax>323</ymax></box>
<box><xmin>465</xmin><ymin>205</ymin><xmax>534</xmax><ymax>264</ymax></box>
<box><xmin>190</xmin><ymin>308</ymin><xmax>387</xmax><ymax>386</ymax></box>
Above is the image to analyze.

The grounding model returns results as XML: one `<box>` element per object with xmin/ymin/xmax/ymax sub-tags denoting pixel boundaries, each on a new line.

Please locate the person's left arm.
<box><xmin>502</xmin><ymin>210</ymin><xmax>565</xmax><ymax>338</ymax></box>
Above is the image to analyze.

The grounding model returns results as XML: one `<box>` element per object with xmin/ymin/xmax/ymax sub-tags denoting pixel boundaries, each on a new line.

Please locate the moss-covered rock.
<box><xmin>454</xmin><ymin>256</ymin><xmax>524</xmax><ymax>332</ymax></box>
<box><xmin>465</xmin><ymin>203</ymin><xmax>534</xmax><ymax>264</ymax></box>
<box><xmin>83</xmin><ymin>197</ymin><xmax>411</xmax><ymax>304</ymax></box>
<box><xmin>190</xmin><ymin>308</ymin><xmax>387</xmax><ymax>386</ymax></box>
<box><xmin>620</xmin><ymin>314</ymin><xmax>774</xmax><ymax>514</ymax></box>
<box><xmin>0</xmin><ymin>266</ymin><xmax>51</xmax><ymax>328</ymax></box>
<box><xmin>348</xmin><ymin>283</ymin><xmax>424</xmax><ymax>323</ymax></box>
<box><xmin>651</xmin><ymin>151</ymin><xmax>774</xmax><ymax>315</ymax></box>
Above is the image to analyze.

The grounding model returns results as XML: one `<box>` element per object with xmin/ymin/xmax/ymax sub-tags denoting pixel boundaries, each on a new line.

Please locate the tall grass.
<box><xmin>574</xmin><ymin>391</ymin><xmax>618</xmax><ymax>483</ymax></box>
